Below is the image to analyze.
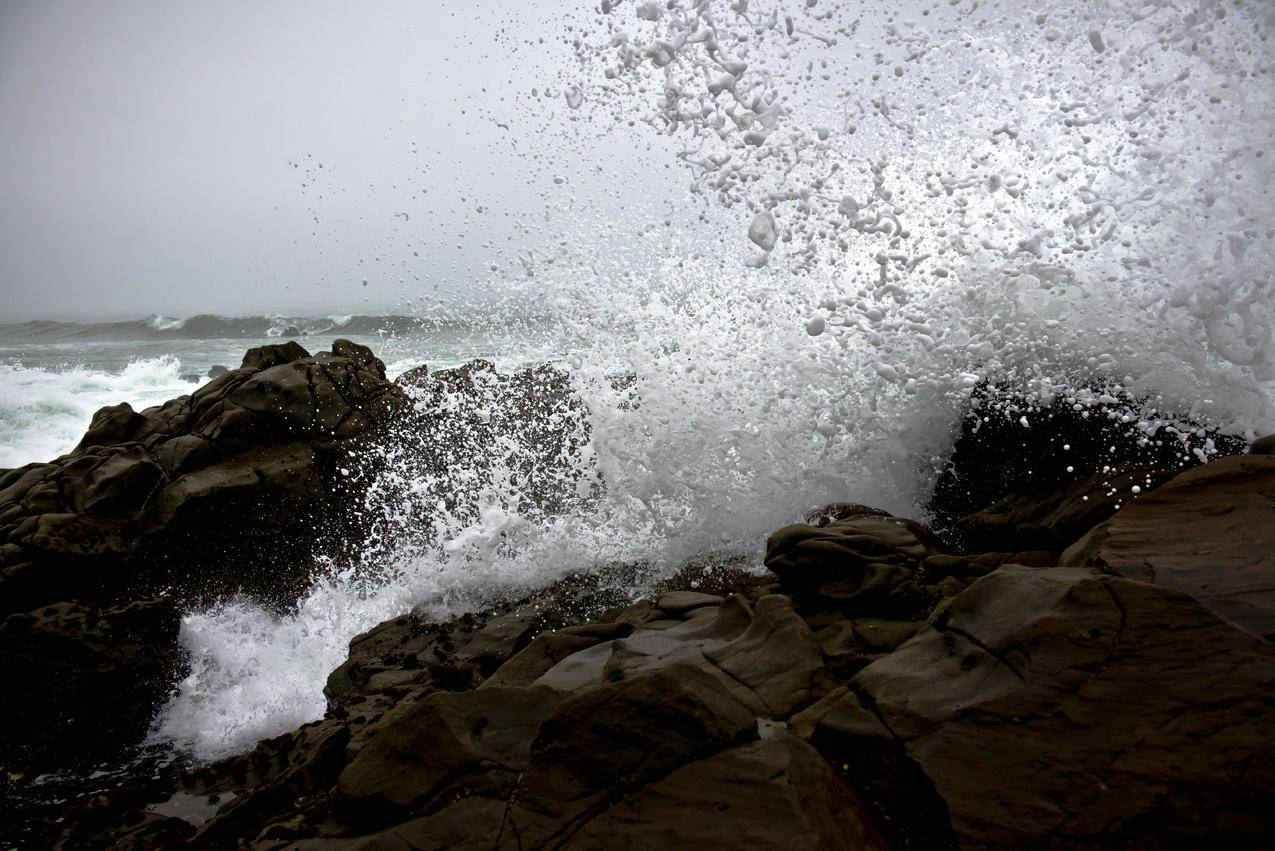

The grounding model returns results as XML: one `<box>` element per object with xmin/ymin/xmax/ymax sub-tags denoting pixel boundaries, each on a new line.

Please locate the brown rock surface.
<box><xmin>764</xmin><ymin>514</ymin><xmax>944</xmax><ymax>616</ymax></box>
<box><xmin>564</xmin><ymin>730</ymin><xmax>890</xmax><ymax>850</ymax></box>
<box><xmin>841</xmin><ymin>566</ymin><xmax>1275</xmax><ymax>850</ymax></box>
<box><xmin>1064</xmin><ymin>454</ymin><xmax>1275</xmax><ymax>637</ymax></box>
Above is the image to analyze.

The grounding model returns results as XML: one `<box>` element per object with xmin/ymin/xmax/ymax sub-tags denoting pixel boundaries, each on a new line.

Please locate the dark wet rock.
<box><xmin>503</xmin><ymin>665</ymin><xmax>759</xmax><ymax>846</ymax></box>
<box><xmin>953</xmin><ymin>465</ymin><xmax>1163</xmax><ymax>554</ymax></box>
<box><xmin>206</xmin><ymin>364</ymin><xmax>230</xmax><ymax>379</ymax></box>
<box><xmin>321</xmin><ymin>613</ymin><xmax>496</xmax><ymax>762</ymax></box>
<box><xmin>46</xmin><ymin>521</ymin><xmax>1275</xmax><ymax>850</ymax></box>
<box><xmin>532</xmin><ymin>593</ymin><xmax>826</xmax><ymax>719</ymax></box>
<box><xmin>928</xmin><ymin>382</ymin><xmax>1246</xmax><ymax>553</ymax></box>
<box><xmin>654</xmin><ymin>590</ymin><xmax>724</xmax><ymax>614</ymax></box>
<box><xmin>0</xmin><ymin>597</ymin><xmax>185</xmax><ymax>772</ymax></box>
<box><xmin>835</xmin><ymin>566</ymin><xmax>1275</xmax><ymax>850</ymax></box>
<box><xmin>49</xmin><ymin>788</ymin><xmax>201</xmax><ymax>850</ymax></box>
<box><xmin>849</xmin><ymin>618</ymin><xmax>921</xmax><ymax>653</ymax></box>
<box><xmin>564</xmin><ymin>730</ymin><xmax>890</xmax><ymax>850</ymax></box>
<box><xmin>482</xmin><ymin>621</ymin><xmax>635</xmax><ymax>689</ymax></box>
<box><xmin>0</xmin><ymin>339</ymin><xmax>403</xmax><ymax>617</ymax></box>
<box><xmin>702</xmin><ymin>594</ymin><xmax>825</xmax><ymax>717</ymax></box>
<box><xmin>183</xmin><ymin>719</ymin><xmax>350</xmax><ymax>848</ymax></box>
<box><xmin>1064</xmin><ymin>453</ymin><xmax>1275</xmax><ymax>637</ymax></box>
<box><xmin>190</xmin><ymin>717</ymin><xmax>350</xmax><ymax>803</ymax></box>
<box><xmin>765</xmin><ymin>514</ymin><xmax>944</xmax><ymax>616</ymax></box>
<box><xmin>322</xmin><ymin>575</ymin><xmax>641</xmax><ymax>728</ymax></box>
<box><xmin>792</xmin><ymin>688</ymin><xmax>959</xmax><ymax>851</ymax></box>
<box><xmin>240</xmin><ymin>340</ymin><xmax>309</xmax><ymax>370</ymax></box>
<box><xmin>803</xmin><ymin>502</ymin><xmax>893</xmax><ymax>527</ymax></box>
<box><xmin>790</xmin><ymin>688</ymin><xmax>958</xmax><ymax>851</ymax></box>
<box><xmin>455</xmin><ymin>604</ymin><xmax>547</xmax><ymax>675</ymax></box>
<box><xmin>1251</xmin><ymin>432</ymin><xmax>1275</xmax><ymax>454</ymax></box>
<box><xmin>336</xmin><ymin>685</ymin><xmax>562</xmax><ymax>827</ymax></box>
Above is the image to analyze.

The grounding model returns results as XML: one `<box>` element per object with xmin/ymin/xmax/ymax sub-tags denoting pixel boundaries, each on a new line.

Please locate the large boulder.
<box><xmin>801</xmin><ymin>566</ymin><xmax>1275</xmax><ymax>850</ymax></box>
<box><xmin>764</xmin><ymin>512</ymin><xmax>953</xmax><ymax>617</ymax></box>
<box><xmin>1064</xmin><ymin>453</ymin><xmax>1275</xmax><ymax>637</ymax></box>
<box><xmin>0</xmin><ymin>339</ymin><xmax>402</xmax><ymax>615</ymax></box>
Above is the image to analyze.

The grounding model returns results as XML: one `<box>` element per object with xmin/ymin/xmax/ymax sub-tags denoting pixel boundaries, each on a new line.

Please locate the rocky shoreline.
<box><xmin>2</xmin><ymin>340</ymin><xmax>1273</xmax><ymax>849</ymax></box>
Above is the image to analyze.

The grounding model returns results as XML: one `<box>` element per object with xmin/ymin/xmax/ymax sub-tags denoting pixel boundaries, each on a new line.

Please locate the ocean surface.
<box><xmin>3</xmin><ymin>0</ymin><xmax>1273</xmax><ymax>771</ymax></box>
<box><xmin>0</xmin><ymin>316</ymin><xmax>545</xmax><ymax>468</ymax></box>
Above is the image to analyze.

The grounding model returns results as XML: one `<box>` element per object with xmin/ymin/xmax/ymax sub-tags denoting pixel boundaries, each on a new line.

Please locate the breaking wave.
<box><xmin>152</xmin><ymin>0</ymin><xmax>1273</xmax><ymax>759</ymax></box>
<box><xmin>0</xmin><ymin>359</ymin><xmax>201</xmax><ymax>469</ymax></box>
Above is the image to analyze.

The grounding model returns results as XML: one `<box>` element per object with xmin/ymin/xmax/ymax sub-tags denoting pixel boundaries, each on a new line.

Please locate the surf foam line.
<box><xmin>0</xmin><ymin>359</ymin><xmax>200</xmax><ymax>468</ymax></box>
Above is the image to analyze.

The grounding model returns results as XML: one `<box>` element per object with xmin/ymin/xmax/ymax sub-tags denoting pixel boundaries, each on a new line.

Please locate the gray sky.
<box><xmin>0</xmin><ymin>0</ymin><xmax>682</xmax><ymax>321</ymax></box>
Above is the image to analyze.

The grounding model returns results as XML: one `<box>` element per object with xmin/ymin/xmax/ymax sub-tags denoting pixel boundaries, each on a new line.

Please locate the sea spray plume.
<box><xmin>150</xmin><ymin>356</ymin><xmax>609</xmax><ymax>759</ymax></box>
<box><xmin>560</xmin><ymin>0</ymin><xmax>1273</xmax><ymax>432</ymax></box>
<box><xmin>342</xmin><ymin>360</ymin><xmax>601</xmax><ymax>575</ymax></box>
<box><xmin>149</xmin><ymin>0</ymin><xmax>1274</xmax><ymax>761</ymax></box>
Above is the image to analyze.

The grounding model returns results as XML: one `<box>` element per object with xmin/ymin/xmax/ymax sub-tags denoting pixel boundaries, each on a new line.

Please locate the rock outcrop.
<box><xmin>0</xmin><ymin>341</ymin><xmax>588</xmax><ymax>780</ymax></box>
<box><xmin>4</xmin><ymin>362</ymin><xmax>1272</xmax><ymax>849</ymax></box>
<box><xmin>804</xmin><ymin>566</ymin><xmax>1275</xmax><ymax>849</ymax></box>
<box><xmin>0</xmin><ymin>340</ymin><xmax>401</xmax><ymax>775</ymax></box>
<box><xmin>0</xmin><ymin>339</ymin><xmax>401</xmax><ymax>618</ymax></box>
<box><xmin>46</xmin><ymin>455</ymin><xmax>1275</xmax><ymax>849</ymax></box>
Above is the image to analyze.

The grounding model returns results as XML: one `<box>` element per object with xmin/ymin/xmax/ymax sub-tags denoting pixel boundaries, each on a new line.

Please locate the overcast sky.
<box><xmin>0</xmin><ymin>0</ymin><xmax>684</xmax><ymax>321</ymax></box>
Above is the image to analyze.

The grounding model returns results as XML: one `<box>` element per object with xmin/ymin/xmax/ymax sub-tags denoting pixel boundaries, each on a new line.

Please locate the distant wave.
<box><xmin>0</xmin><ymin>314</ymin><xmax>435</xmax><ymax>343</ymax></box>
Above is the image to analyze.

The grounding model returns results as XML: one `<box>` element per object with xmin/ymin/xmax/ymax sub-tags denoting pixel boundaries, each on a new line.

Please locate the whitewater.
<box><xmin>0</xmin><ymin>321</ymin><xmax>548</xmax><ymax>467</ymax></box>
<box><xmin>7</xmin><ymin>0</ymin><xmax>1270</xmax><ymax>762</ymax></box>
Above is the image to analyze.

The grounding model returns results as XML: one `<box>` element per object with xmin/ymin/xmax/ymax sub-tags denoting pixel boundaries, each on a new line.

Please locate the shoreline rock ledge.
<box><xmin>0</xmin><ymin>343</ymin><xmax>1272</xmax><ymax>849</ymax></box>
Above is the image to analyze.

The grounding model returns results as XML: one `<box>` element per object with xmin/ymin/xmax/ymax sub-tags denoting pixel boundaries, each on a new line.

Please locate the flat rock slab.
<box><xmin>1067</xmin><ymin>454</ymin><xmax>1275</xmax><ymax>637</ymax></box>
<box><xmin>655</xmin><ymin>590</ymin><xmax>724</xmax><ymax>614</ymax></box>
<box><xmin>565</xmin><ymin>731</ymin><xmax>889</xmax><ymax>850</ymax></box>
<box><xmin>848</xmin><ymin>566</ymin><xmax>1275</xmax><ymax>850</ymax></box>
<box><xmin>534</xmin><ymin>594</ymin><xmax>824</xmax><ymax>718</ymax></box>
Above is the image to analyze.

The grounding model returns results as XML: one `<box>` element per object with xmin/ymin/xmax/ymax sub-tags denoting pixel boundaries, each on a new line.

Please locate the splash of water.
<box><xmin>152</xmin><ymin>0</ymin><xmax>1274</xmax><ymax>760</ymax></box>
<box><xmin>0</xmin><ymin>358</ymin><xmax>200</xmax><ymax>467</ymax></box>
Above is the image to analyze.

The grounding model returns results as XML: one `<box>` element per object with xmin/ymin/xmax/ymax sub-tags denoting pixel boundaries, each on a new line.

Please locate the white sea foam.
<box><xmin>0</xmin><ymin>359</ymin><xmax>199</xmax><ymax>468</ymax></box>
<box><xmin>152</xmin><ymin>0</ymin><xmax>1274</xmax><ymax>760</ymax></box>
<box><xmin>147</xmin><ymin>315</ymin><xmax>188</xmax><ymax>332</ymax></box>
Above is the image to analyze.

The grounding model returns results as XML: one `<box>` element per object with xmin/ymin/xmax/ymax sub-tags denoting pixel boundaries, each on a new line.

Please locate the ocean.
<box><xmin>0</xmin><ymin>316</ymin><xmax>546</xmax><ymax>468</ymax></box>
